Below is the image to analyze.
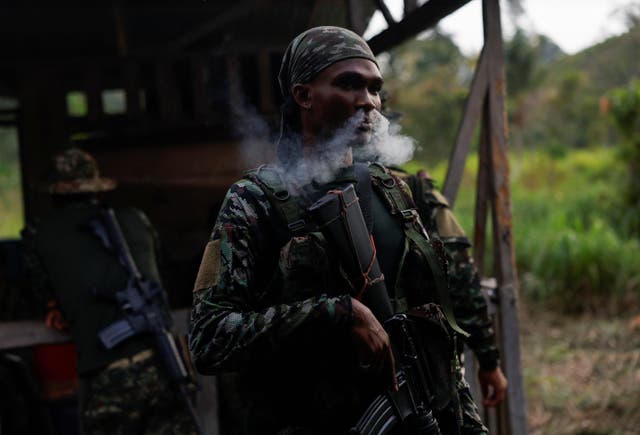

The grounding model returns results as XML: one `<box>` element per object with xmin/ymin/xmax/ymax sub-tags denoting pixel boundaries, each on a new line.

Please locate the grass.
<box><xmin>409</xmin><ymin>145</ymin><xmax>640</xmax><ymax>315</ymax></box>
<box><xmin>409</xmin><ymin>145</ymin><xmax>640</xmax><ymax>433</ymax></box>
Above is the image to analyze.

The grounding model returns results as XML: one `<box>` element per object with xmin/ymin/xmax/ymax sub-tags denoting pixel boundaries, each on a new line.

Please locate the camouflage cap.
<box><xmin>278</xmin><ymin>26</ymin><xmax>378</xmax><ymax>98</ymax></box>
<box><xmin>43</xmin><ymin>148</ymin><xmax>116</xmax><ymax>194</ymax></box>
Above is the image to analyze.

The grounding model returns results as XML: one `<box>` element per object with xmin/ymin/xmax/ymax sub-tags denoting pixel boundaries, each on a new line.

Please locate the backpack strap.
<box><xmin>368</xmin><ymin>163</ymin><xmax>468</xmax><ymax>337</ymax></box>
<box><xmin>243</xmin><ymin>165</ymin><xmax>309</xmax><ymax>244</ymax></box>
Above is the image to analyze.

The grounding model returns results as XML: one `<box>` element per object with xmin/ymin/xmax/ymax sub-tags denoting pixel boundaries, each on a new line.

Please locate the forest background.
<box><xmin>1</xmin><ymin>3</ymin><xmax>640</xmax><ymax>433</ymax></box>
<box><xmin>382</xmin><ymin>4</ymin><xmax>640</xmax><ymax>433</ymax></box>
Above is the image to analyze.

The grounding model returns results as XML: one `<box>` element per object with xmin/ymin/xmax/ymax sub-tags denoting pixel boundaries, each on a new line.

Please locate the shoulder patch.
<box><xmin>193</xmin><ymin>239</ymin><xmax>222</xmax><ymax>292</ymax></box>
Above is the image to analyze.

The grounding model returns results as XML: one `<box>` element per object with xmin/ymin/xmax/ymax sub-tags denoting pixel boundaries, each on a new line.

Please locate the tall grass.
<box><xmin>409</xmin><ymin>146</ymin><xmax>640</xmax><ymax>314</ymax></box>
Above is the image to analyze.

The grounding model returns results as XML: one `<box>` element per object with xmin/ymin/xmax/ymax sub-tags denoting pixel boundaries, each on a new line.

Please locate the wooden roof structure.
<box><xmin>0</xmin><ymin>1</ymin><xmax>527</xmax><ymax>433</ymax></box>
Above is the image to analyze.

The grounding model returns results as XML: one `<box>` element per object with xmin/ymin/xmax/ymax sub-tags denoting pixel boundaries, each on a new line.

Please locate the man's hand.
<box><xmin>478</xmin><ymin>366</ymin><xmax>508</xmax><ymax>407</ymax></box>
<box><xmin>350</xmin><ymin>297</ymin><xmax>397</xmax><ymax>391</ymax></box>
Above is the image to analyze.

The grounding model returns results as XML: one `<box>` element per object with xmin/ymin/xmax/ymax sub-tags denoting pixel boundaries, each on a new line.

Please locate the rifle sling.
<box><xmin>368</xmin><ymin>164</ymin><xmax>468</xmax><ymax>338</ymax></box>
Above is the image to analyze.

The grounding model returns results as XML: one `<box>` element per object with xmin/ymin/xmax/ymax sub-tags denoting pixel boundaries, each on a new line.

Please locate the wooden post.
<box><xmin>154</xmin><ymin>61</ymin><xmax>182</xmax><ymax>122</ymax></box>
<box><xmin>442</xmin><ymin>0</ymin><xmax>528</xmax><ymax>433</ymax></box>
<box><xmin>347</xmin><ymin>0</ymin><xmax>367</xmax><ymax>34</ymax></box>
<box><xmin>190</xmin><ymin>55</ymin><xmax>212</xmax><ymax>123</ymax></box>
<box><xmin>442</xmin><ymin>48</ymin><xmax>488</xmax><ymax>206</ymax></box>
<box><xmin>483</xmin><ymin>0</ymin><xmax>528</xmax><ymax>433</ymax></box>
<box><xmin>257</xmin><ymin>50</ymin><xmax>275</xmax><ymax>115</ymax></box>
<box><xmin>124</xmin><ymin>62</ymin><xmax>141</xmax><ymax>119</ymax></box>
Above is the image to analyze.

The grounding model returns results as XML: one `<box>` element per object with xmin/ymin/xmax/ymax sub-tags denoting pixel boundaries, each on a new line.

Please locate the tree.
<box><xmin>384</xmin><ymin>31</ymin><xmax>468</xmax><ymax>163</ymax></box>
<box><xmin>608</xmin><ymin>80</ymin><xmax>640</xmax><ymax>235</ymax></box>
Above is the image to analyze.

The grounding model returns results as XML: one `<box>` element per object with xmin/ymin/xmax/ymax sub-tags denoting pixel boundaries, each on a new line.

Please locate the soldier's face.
<box><xmin>296</xmin><ymin>58</ymin><xmax>383</xmax><ymax>146</ymax></box>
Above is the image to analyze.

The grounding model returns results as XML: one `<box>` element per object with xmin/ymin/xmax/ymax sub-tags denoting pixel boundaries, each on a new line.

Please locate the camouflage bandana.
<box><xmin>278</xmin><ymin>26</ymin><xmax>378</xmax><ymax>98</ymax></box>
<box><xmin>276</xmin><ymin>26</ymin><xmax>378</xmax><ymax>166</ymax></box>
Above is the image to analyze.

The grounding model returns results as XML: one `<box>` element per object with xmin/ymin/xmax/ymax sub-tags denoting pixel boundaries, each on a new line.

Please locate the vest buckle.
<box><xmin>274</xmin><ymin>189</ymin><xmax>290</xmax><ymax>201</ymax></box>
<box><xmin>400</xmin><ymin>208</ymin><xmax>419</xmax><ymax>223</ymax></box>
<box><xmin>287</xmin><ymin>219</ymin><xmax>306</xmax><ymax>233</ymax></box>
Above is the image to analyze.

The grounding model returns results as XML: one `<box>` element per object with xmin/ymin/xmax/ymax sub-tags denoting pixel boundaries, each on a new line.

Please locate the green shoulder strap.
<box><xmin>243</xmin><ymin>165</ymin><xmax>308</xmax><ymax>241</ymax></box>
<box><xmin>368</xmin><ymin>163</ymin><xmax>468</xmax><ymax>337</ymax></box>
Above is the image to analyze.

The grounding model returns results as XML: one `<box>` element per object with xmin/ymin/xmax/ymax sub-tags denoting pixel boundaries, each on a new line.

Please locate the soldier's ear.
<box><xmin>292</xmin><ymin>84</ymin><xmax>312</xmax><ymax>110</ymax></box>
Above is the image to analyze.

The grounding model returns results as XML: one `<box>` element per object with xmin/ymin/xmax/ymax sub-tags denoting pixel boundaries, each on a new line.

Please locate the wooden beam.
<box><xmin>257</xmin><ymin>51</ymin><xmax>275</xmax><ymax>115</ymax></box>
<box><xmin>154</xmin><ymin>61</ymin><xmax>181</xmax><ymax>122</ymax></box>
<box><xmin>86</xmin><ymin>67</ymin><xmax>103</xmax><ymax>121</ymax></box>
<box><xmin>442</xmin><ymin>48</ymin><xmax>489</xmax><ymax>206</ymax></box>
<box><xmin>473</xmin><ymin>105</ymin><xmax>491</xmax><ymax>274</ymax></box>
<box><xmin>167</xmin><ymin>1</ymin><xmax>254</xmax><ymax>51</ymax></box>
<box><xmin>483</xmin><ymin>0</ymin><xmax>528</xmax><ymax>433</ymax></box>
<box><xmin>373</xmin><ymin>0</ymin><xmax>396</xmax><ymax>26</ymax></box>
<box><xmin>112</xmin><ymin>2</ymin><xmax>128</xmax><ymax>57</ymax></box>
<box><xmin>226</xmin><ymin>56</ymin><xmax>245</xmax><ymax>112</ymax></box>
<box><xmin>123</xmin><ymin>62</ymin><xmax>141</xmax><ymax>118</ymax></box>
<box><xmin>347</xmin><ymin>0</ymin><xmax>367</xmax><ymax>34</ymax></box>
<box><xmin>190</xmin><ymin>55</ymin><xmax>211</xmax><ymax>123</ymax></box>
<box><xmin>403</xmin><ymin>0</ymin><xmax>418</xmax><ymax>16</ymax></box>
<box><xmin>367</xmin><ymin>0</ymin><xmax>472</xmax><ymax>54</ymax></box>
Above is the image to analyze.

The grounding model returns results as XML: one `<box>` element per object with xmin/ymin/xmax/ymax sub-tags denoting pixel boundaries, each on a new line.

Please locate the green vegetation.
<box><xmin>608</xmin><ymin>80</ymin><xmax>640</xmax><ymax>237</ymax></box>
<box><xmin>391</xmin><ymin>20</ymin><xmax>640</xmax><ymax>316</ymax></box>
<box><xmin>422</xmin><ymin>146</ymin><xmax>640</xmax><ymax>315</ymax></box>
<box><xmin>383</xmin><ymin>31</ymin><xmax>470</xmax><ymax>162</ymax></box>
<box><xmin>0</xmin><ymin>126</ymin><xmax>23</xmax><ymax>239</ymax></box>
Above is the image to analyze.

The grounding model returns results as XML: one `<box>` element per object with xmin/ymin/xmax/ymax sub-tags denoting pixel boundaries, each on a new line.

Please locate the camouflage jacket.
<box><xmin>402</xmin><ymin>173</ymin><xmax>499</xmax><ymax>371</ymax></box>
<box><xmin>190</xmin><ymin>178</ymin><xmax>360</xmax><ymax>433</ymax></box>
<box><xmin>189</xmin><ymin>165</ymin><xmax>489</xmax><ymax>434</ymax></box>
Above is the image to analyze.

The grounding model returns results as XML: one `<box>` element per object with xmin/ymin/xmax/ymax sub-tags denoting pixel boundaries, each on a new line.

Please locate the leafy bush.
<box><xmin>411</xmin><ymin>146</ymin><xmax>640</xmax><ymax>314</ymax></box>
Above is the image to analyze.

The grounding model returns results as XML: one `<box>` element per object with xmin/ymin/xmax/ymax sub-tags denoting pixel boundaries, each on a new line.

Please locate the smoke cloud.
<box><xmin>355</xmin><ymin>109</ymin><xmax>416</xmax><ymax>167</ymax></box>
<box><xmin>285</xmin><ymin>109</ymin><xmax>416</xmax><ymax>186</ymax></box>
<box><xmin>232</xmin><ymin>106</ymin><xmax>416</xmax><ymax>187</ymax></box>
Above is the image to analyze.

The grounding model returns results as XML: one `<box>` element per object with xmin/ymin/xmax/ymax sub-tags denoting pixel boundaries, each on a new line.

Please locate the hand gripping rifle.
<box><xmin>308</xmin><ymin>184</ymin><xmax>442</xmax><ymax>435</ymax></box>
<box><xmin>90</xmin><ymin>209</ymin><xmax>203</xmax><ymax>435</ymax></box>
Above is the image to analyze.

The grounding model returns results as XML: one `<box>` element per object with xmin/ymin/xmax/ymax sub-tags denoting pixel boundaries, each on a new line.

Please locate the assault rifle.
<box><xmin>309</xmin><ymin>184</ymin><xmax>442</xmax><ymax>435</ymax></box>
<box><xmin>90</xmin><ymin>209</ymin><xmax>203</xmax><ymax>435</ymax></box>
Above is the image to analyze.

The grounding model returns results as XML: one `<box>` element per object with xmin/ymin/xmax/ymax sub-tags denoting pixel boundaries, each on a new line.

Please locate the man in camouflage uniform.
<box><xmin>190</xmin><ymin>26</ymin><xmax>489</xmax><ymax>434</ymax></box>
<box><xmin>22</xmin><ymin>148</ymin><xmax>196</xmax><ymax>434</ymax></box>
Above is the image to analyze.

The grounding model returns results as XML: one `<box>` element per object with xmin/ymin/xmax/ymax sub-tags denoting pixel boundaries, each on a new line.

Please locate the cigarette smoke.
<box><xmin>285</xmin><ymin>112</ymin><xmax>363</xmax><ymax>186</ymax></box>
<box><xmin>232</xmin><ymin>104</ymin><xmax>277</xmax><ymax>167</ymax></box>
<box><xmin>355</xmin><ymin>109</ymin><xmax>416</xmax><ymax>167</ymax></box>
<box><xmin>233</xmin><ymin>105</ymin><xmax>416</xmax><ymax>187</ymax></box>
<box><xmin>285</xmin><ymin>109</ymin><xmax>416</xmax><ymax>186</ymax></box>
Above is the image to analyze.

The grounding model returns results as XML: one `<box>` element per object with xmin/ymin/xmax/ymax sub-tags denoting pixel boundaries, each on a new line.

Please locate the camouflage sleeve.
<box><xmin>444</xmin><ymin>238</ymin><xmax>499</xmax><ymax>371</ymax></box>
<box><xmin>456</xmin><ymin>368</ymin><xmax>490</xmax><ymax>434</ymax></box>
<box><xmin>189</xmin><ymin>179</ymin><xmax>353</xmax><ymax>375</ymax></box>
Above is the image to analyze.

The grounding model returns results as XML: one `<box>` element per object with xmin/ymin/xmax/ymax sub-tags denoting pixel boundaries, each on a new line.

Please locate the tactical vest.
<box><xmin>243</xmin><ymin>163</ymin><xmax>466</xmax><ymax>336</ymax></box>
<box><xmin>241</xmin><ymin>164</ymin><xmax>474</xmax><ymax>426</ymax></box>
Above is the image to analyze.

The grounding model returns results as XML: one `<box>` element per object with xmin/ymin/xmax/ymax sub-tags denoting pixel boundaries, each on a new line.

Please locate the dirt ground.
<box><xmin>520</xmin><ymin>307</ymin><xmax>640</xmax><ymax>435</ymax></box>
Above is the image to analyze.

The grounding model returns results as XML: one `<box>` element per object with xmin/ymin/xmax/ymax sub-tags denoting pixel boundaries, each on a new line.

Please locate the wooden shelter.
<box><xmin>0</xmin><ymin>1</ymin><xmax>527</xmax><ymax>434</ymax></box>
